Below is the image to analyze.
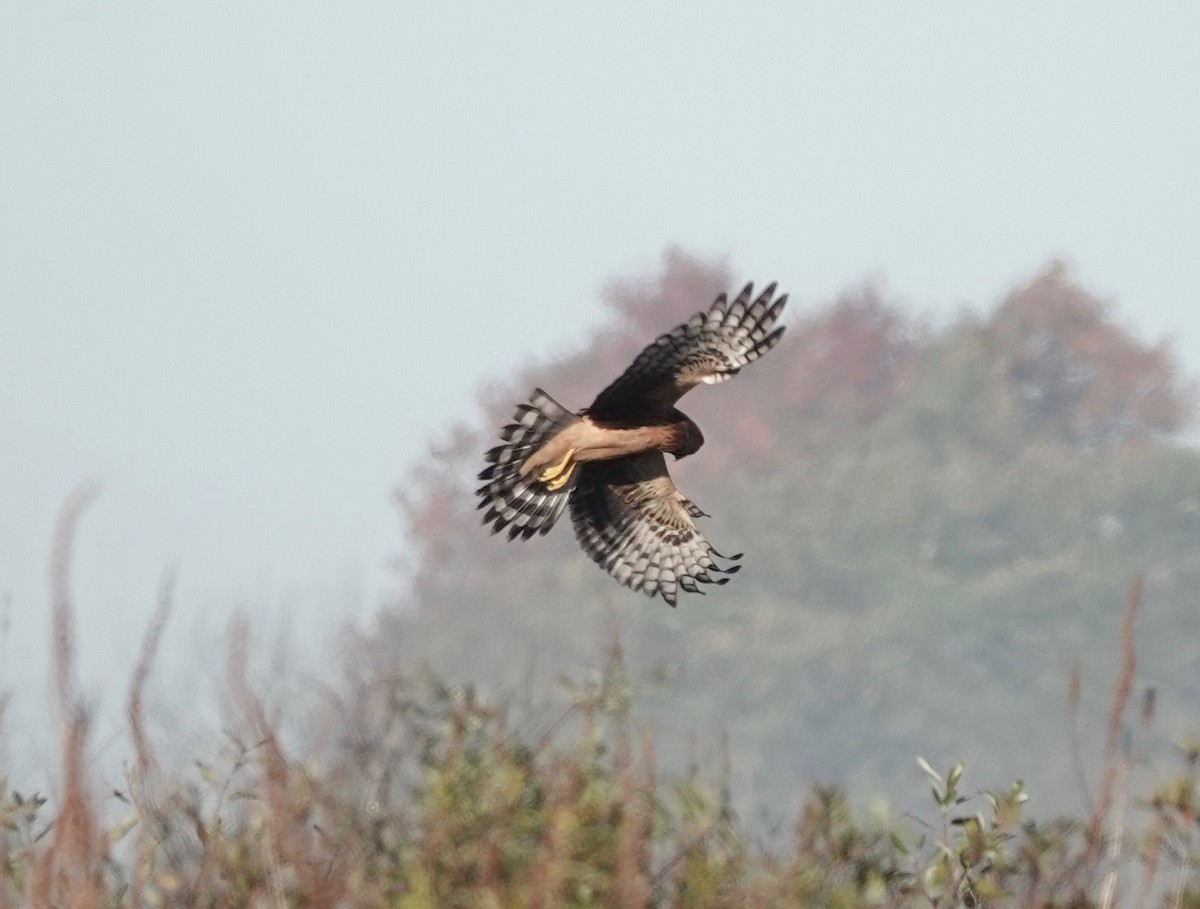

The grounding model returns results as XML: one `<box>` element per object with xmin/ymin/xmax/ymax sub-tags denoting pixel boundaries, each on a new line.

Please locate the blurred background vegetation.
<box><xmin>4</xmin><ymin>250</ymin><xmax>1200</xmax><ymax>905</ymax></box>
<box><xmin>379</xmin><ymin>249</ymin><xmax>1200</xmax><ymax>820</ymax></box>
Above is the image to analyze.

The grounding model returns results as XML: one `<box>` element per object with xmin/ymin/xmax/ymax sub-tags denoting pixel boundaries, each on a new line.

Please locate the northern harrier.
<box><xmin>477</xmin><ymin>283</ymin><xmax>787</xmax><ymax>606</ymax></box>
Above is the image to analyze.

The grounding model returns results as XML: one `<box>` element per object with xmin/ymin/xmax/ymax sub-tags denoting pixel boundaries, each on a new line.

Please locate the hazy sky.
<box><xmin>2</xmin><ymin>4</ymin><xmax>1199</xmax><ymax>755</ymax></box>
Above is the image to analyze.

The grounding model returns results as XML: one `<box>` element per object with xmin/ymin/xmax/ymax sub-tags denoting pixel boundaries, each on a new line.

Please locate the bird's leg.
<box><xmin>544</xmin><ymin>464</ymin><xmax>576</xmax><ymax>491</ymax></box>
<box><xmin>538</xmin><ymin>447</ymin><xmax>577</xmax><ymax>489</ymax></box>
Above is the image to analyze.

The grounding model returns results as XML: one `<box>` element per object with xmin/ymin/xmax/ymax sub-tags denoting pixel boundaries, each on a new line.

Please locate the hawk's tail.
<box><xmin>477</xmin><ymin>388</ymin><xmax>580</xmax><ymax>540</ymax></box>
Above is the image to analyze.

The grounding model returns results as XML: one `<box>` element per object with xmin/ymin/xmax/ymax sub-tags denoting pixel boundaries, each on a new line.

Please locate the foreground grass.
<box><xmin>3</xmin><ymin>643</ymin><xmax>1198</xmax><ymax>909</ymax></box>
<box><xmin>2</xmin><ymin>491</ymin><xmax>1198</xmax><ymax>907</ymax></box>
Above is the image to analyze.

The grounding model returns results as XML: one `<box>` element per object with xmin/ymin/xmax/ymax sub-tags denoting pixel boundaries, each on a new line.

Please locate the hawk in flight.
<box><xmin>478</xmin><ymin>283</ymin><xmax>787</xmax><ymax>606</ymax></box>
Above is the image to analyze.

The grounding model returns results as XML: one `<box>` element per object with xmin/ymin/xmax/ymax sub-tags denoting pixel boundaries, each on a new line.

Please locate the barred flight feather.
<box><xmin>568</xmin><ymin>453</ymin><xmax>740</xmax><ymax>607</ymax></box>
<box><xmin>476</xmin><ymin>389</ymin><xmax>579</xmax><ymax>539</ymax></box>
<box><xmin>589</xmin><ymin>282</ymin><xmax>787</xmax><ymax>415</ymax></box>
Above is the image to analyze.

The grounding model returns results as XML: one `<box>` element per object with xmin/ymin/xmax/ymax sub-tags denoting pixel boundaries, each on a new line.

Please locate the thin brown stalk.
<box><xmin>127</xmin><ymin>566</ymin><xmax>177</xmax><ymax>778</ymax></box>
<box><xmin>48</xmin><ymin>480</ymin><xmax>100</xmax><ymax>722</ymax></box>
<box><xmin>126</xmin><ymin>566</ymin><xmax>177</xmax><ymax>908</ymax></box>
<box><xmin>1091</xmin><ymin>574</ymin><xmax>1142</xmax><ymax>830</ymax></box>
<box><xmin>1084</xmin><ymin>573</ymin><xmax>1143</xmax><ymax>887</ymax></box>
<box><xmin>227</xmin><ymin>616</ymin><xmax>347</xmax><ymax>908</ymax></box>
<box><xmin>27</xmin><ymin>483</ymin><xmax>106</xmax><ymax>909</ymax></box>
<box><xmin>1066</xmin><ymin>660</ymin><xmax>1094</xmax><ymax>814</ymax></box>
<box><xmin>227</xmin><ymin>619</ymin><xmax>296</xmax><ymax>882</ymax></box>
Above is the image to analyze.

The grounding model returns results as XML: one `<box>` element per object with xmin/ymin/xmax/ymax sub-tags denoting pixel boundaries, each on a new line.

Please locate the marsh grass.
<box><xmin>1</xmin><ymin>489</ymin><xmax>1198</xmax><ymax>907</ymax></box>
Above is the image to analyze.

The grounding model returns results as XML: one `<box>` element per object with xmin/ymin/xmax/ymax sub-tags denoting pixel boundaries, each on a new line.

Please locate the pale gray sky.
<box><xmin>2</xmin><ymin>3</ymin><xmax>1199</xmax><ymax>755</ymax></box>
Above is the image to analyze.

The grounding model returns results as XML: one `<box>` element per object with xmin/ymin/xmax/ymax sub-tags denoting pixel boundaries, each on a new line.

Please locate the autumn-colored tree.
<box><xmin>986</xmin><ymin>261</ymin><xmax>1193</xmax><ymax>449</ymax></box>
<box><xmin>781</xmin><ymin>283</ymin><xmax>921</xmax><ymax>419</ymax></box>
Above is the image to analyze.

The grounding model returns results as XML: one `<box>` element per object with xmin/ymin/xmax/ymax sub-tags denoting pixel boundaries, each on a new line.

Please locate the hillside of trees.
<box><xmin>367</xmin><ymin>249</ymin><xmax>1200</xmax><ymax>822</ymax></box>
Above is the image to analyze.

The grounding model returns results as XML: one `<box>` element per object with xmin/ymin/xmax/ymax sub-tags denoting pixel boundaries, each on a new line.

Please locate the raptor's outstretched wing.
<box><xmin>568</xmin><ymin>451</ymin><xmax>740</xmax><ymax>606</ymax></box>
<box><xmin>588</xmin><ymin>282</ymin><xmax>786</xmax><ymax>417</ymax></box>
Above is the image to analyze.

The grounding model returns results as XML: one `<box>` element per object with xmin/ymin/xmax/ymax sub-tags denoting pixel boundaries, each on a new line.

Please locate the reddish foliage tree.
<box><xmin>781</xmin><ymin>283</ymin><xmax>921</xmax><ymax>419</ymax></box>
<box><xmin>989</xmin><ymin>262</ymin><xmax>1193</xmax><ymax>449</ymax></box>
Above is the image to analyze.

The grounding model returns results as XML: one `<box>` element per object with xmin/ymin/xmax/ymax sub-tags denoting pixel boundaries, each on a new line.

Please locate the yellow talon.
<box><xmin>545</xmin><ymin>464</ymin><xmax>575</xmax><ymax>491</ymax></box>
<box><xmin>539</xmin><ymin>447</ymin><xmax>576</xmax><ymax>489</ymax></box>
<box><xmin>538</xmin><ymin>447</ymin><xmax>575</xmax><ymax>482</ymax></box>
